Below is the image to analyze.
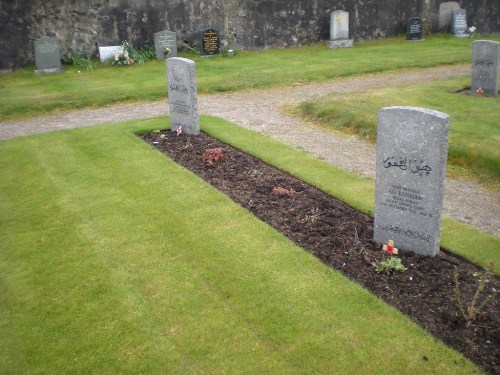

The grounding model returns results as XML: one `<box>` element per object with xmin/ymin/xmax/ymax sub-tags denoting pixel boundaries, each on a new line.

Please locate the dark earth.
<box><xmin>141</xmin><ymin>130</ymin><xmax>499</xmax><ymax>375</ymax></box>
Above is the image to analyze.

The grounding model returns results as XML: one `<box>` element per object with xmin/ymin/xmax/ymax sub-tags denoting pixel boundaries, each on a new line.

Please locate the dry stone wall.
<box><xmin>1</xmin><ymin>0</ymin><xmax>498</xmax><ymax>69</ymax></box>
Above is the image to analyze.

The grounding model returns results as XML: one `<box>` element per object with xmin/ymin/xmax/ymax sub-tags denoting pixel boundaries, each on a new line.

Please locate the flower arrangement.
<box><xmin>113</xmin><ymin>41</ymin><xmax>135</xmax><ymax>65</ymax></box>
<box><xmin>475</xmin><ymin>87</ymin><xmax>485</xmax><ymax>96</ymax></box>
<box><xmin>164</xmin><ymin>47</ymin><xmax>171</xmax><ymax>57</ymax></box>
<box><xmin>469</xmin><ymin>26</ymin><xmax>477</xmax><ymax>38</ymax></box>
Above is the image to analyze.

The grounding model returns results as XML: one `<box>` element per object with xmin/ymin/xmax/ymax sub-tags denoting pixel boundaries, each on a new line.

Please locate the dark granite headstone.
<box><xmin>34</xmin><ymin>36</ymin><xmax>62</xmax><ymax>74</ymax></box>
<box><xmin>451</xmin><ymin>8</ymin><xmax>468</xmax><ymax>37</ymax></box>
<box><xmin>200</xmin><ymin>29</ymin><xmax>220</xmax><ymax>56</ymax></box>
<box><xmin>154</xmin><ymin>30</ymin><xmax>177</xmax><ymax>59</ymax></box>
<box><xmin>471</xmin><ymin>40</ymin><xmax>499</xmax><ymax>97</ymax></box>
<box><xmin>406</xmin><ymin>17</ymin><xmax>422</xmax><ymax>40</ymax></box>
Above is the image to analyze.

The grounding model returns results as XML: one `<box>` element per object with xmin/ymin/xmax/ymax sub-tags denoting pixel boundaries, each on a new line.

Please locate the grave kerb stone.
<box><xmin>99</xmin><ymin>46</ymin><xmax>122</xmax><ymax>63</ymax></box>
<box><xmin>154</xmin><ymin>30</ymin><xmax>178</xmax><ymax>59</ymax></box>
<box><xmin>373</xmin><ymin>106</ymin><xmax>450</xmax><ymax>257</ymax></box>
<box><xmin>471</xmin><ymin>40</ymin><xmax>499</xmax><ymax>97</ymax></box>
<box><xmin>166</xmin><ymin>57</ymin><xmax>200</xmax><ymax>135</ymax></box>
<box><xmin>34</xmin><ymin>36</ymin><xmax>63</xmax><ymax>74</ymax></box>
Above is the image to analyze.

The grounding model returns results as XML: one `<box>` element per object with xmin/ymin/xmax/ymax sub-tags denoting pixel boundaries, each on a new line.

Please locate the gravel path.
<box><xmin>1</xmin><ymin>64</ymin><xmax>498</xmax><ymax>236</ymax></box>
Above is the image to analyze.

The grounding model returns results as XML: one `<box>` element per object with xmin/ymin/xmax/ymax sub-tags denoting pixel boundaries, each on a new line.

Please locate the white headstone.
<box><xmin>99</xmin><ymin>46</ymin><xmax>122</xmax><ymax>63</ymax></box>
<box><xmin>328</xmin><ymin>11</ymin><xmax>353</xmax><ymax>49</ymax></box>
<box><xmin>166</xmin><ymin>57</ymin><xmax>200</xmax><ymax>135</ymax></box>
<box><xmin>374</xmin><ymin>107</ymin><xmax>450</xmax><ymax>257</ymax></box>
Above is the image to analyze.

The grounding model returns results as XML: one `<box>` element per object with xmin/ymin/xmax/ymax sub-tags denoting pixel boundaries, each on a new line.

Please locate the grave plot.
<box><xmin>141</xmin><ymin>130</ymin><xmax>499</xmax><ymax>375</ymax></box>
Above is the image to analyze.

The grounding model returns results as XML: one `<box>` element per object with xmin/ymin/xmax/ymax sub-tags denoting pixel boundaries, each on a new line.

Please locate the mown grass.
<box><xmin>295</xmin><ymin>76</ymin><xmax>500</xmax><ymax>189</ymax></box>
<box><xmin>1</xmin><ymin>34</ymin><xmax>497</xmax><ymax>121</ymax></box>
<box><xmin>0</xmin><ymin>117</ymin><xmax>493</xmax><ymax>374</ymax></box>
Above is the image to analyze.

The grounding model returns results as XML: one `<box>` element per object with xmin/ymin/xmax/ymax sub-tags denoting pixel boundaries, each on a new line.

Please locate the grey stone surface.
<box><xmin>328</xmin><ymin>10</ymin><xmax>353</xmax><ymax>49</ymax></box>
<box><xmin>34</xmin><ymin>36</ymin><xmax>62</xmax><ymax>73</ymax></box>
<box><xmin>451</xmin><ymin>8</ymin><xmax>468</xmax><ymax>37</ymax></box>
<box><xmin>98</xmin><ymin>46</ymin><xmax>122</xmax><ymax>63</ymax></box>
<box><xmin>154</xmin><ymin>30</ymin><xmax>177</xmax><ymax>59</ymax></box>
<box><xmin>471</xmin><ymin>40</ymin><xmax>499</xmax><ymax>97</ymax></box>
<box><xmin>374</xmin><ymin>106</ymin><xmax>450</xmax><ymax>257</ymax></box>
<box><xmin>438</xmin><ymin>1</ymin><xmax>460</xmax><ymax>31</ymax></box>
<box><xmin>166</xmin><ymin>57</ymin><xmax>199</xmax><ymax>135</ymax></box>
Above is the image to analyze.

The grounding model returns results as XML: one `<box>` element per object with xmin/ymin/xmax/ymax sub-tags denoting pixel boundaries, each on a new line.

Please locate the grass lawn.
<box><xmin>295</xmin><ymin>76</ymin><xmax>500</xmax><ymax>189</ymax></box>
<box><xmin>0</xmin><ymin>116</ymin><xmax>497</xmax><ymax>374</ymax></box>
<box><xmin>1</xmin><ymin>34</ymin><xmax>499</xmax><ymax>121</ymax></box>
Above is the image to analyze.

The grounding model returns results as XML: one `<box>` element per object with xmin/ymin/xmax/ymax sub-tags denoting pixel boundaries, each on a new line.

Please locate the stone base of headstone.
<box><xmin>327</xmin><ymin>39</ymin><xmax>353</xmax><ymax>49</ymax></box>
<box><xmin>34</xmin><ymin>68</ymin><xmax>64</xmax><ymax>74</ymax></box>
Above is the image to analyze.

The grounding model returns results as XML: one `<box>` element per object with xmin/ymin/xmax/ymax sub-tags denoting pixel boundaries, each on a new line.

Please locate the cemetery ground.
<box><xmin>1</xmin><ymin>35</ymin><xmax>499</xmax><ymax>373</ymax></box>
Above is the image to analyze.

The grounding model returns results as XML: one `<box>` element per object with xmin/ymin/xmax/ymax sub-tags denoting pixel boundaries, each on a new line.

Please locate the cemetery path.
<box><xmin>1</xmin><ymin>64</ymin><xmax>498</xmax><ymax>237</ymax></box>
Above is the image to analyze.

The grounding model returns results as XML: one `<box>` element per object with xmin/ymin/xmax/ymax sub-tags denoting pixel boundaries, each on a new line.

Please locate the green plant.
<box><xmin>453</xmin><ymin>260</ymin><xmax>495</xmax><ymax>326</ymax></box>
<box><xmin>134</xmin><ymin>43</ymin><xmax>157</xmax><ymax>64</ymax></box>
<box><xmin>69</xmin><ymin>50</ymin><xmax>96</xmax><ymax>71</ymax></box>
<box><xmin>372</xmin><ymin>257</ymin><xmax>407</xmax><ymax>275</ymax></box>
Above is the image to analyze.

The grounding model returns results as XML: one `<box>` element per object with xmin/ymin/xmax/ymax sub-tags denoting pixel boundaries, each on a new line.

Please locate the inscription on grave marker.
<box><xmin>200</xmin><ymin>29</ymin><xmax>220</xmax><ymax>56</ymax></box>
<box><xmin>406</xmin><ymin>17</ymin><xmax>422</xmax><ymax>40</ymax></box>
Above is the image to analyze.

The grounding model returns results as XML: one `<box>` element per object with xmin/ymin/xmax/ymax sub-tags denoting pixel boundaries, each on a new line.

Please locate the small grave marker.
<box><xmin>471</xmin><ymin>40</ymin><xmax>499</xmax><ymax>97</ymax></box>
<box><xmin>406</xmin><ymin>17</ymin><xmax>423</xmax><ymax>40</ymax></box>
<box><xmin>166</xmin><ymin>57</ymin><xmax>199</xmax><ymax>135</ymax></box>
<box><xmin>327</xmin><ymin>10</ymin><xmax>353</xmax><ymax>49</ymax></box>
<box><xmin>374</xmin><ymin>107</ymin><xmax>450</xmax><ymax>257</ymax></box>
<box><xmin>451</xmin><ymin>8</ymin><xmax>468</xmax><ymax>37</ymax></box>
<box><xmin>99</xmin><ymin>46</ymin><xmax>122</xmax><ymax>63</ymax></box>
<box><xmin>154</xmin><ymin>30</ymin><xmax>177</xmax><ymax>59</ymax></box>
<box><xmin>34</xmin><ymin>36</ymin><xmax>63</xmax><ymax>74</ymax></box>
<box><xmin>200</xmin><ymin>29</ymin><xmax>220</xmax><ymax>56</ymax></box>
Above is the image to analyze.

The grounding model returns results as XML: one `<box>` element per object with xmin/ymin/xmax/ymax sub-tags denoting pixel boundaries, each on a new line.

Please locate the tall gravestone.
<box><xmin>451</xmin><ymin>8</ymin><xmax>468</xmax><ymax>37</ymax></box>
<box><xmin>374</xmin><ymin>107</ymin><xmax>450</xmax><ymax>257</ymax></box>
<box><xmin>438</xmin><ymin>1</ymin><xmax>460</xmax><ymax>32</ymax></box>
<box><xmin>200</xmin><ymin>29</ymin><xmax>220</xmax><ymax>56</ymax></box>
<box><xmin>166</xmin><ymin>57</ymin><xmax>199</xmax><ymax>135</ymax></box>
<box><xmin>327</xmin><ymin>10</ymin><xmax>353</xmax><ymax>49</ymax></box>
<box><xmin>471</xmin><ymin>40</ymin><xmax>499</xmax><ymax>97</ymax></box>
<box><xmin>155</xmin><ymin>30</ymin><xmax>177</xmax><ymax>59</ymax></box>
<box><xmin>34</xmin><ymin>36</ymin><xmax>62</xmax><ymax>74</ymax></box>
<box><xmin>406</xmin><ymin>17</ymin><xmax>423</xmax><ymax>40</ymax></box>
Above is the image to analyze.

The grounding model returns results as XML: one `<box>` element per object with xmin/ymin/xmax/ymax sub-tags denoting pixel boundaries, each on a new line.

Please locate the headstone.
<box><xmin>471</xmin><ymin>40</ymin><xmax>499</xmax><ymax>97</ymax></box>
<box><xmin>438</xmin><ymin>1</ymin><xmax>460</xmax><ymax>32</ymax></box>
<box><xmin>374</xmin><ymin>107</ymin><xmax>450</xmax><ymax>257</ymax></box>
<box><xmin>166</xmin><ymin>57</ymin><xmax>199</xmax><ymax>135</ymax></box>
<box><xmin>99</xmin><ymin>46</ymin><xmax>122</xmax><ymax>63</ymax></box>
<box><xmin>34</xmin><ymin>36</ymin><xmax>63</xmax><ymax>74</ymax></box>
<box><xmin>154</xmin><ymin>30</ymin><xmax>177</xmax><ymax>59</ymax></box>
<box><xmin>200</xmin><ymin>29</ymin><xmax>220</xmax><ymax>56</ymax></box>
<box><xmin>406</xmin><ymin>17</ymin><xmax>423</xmax><ymax>40</ymax></box>
<box><xmin>327</xmin><ymin>10</ymin><xmax>353</xmax><ymax>49</ymax></box>
<box><xmin>451</xmin><ymin>8</ymin><xmax>468</xmax><ymax>37</ymax></box>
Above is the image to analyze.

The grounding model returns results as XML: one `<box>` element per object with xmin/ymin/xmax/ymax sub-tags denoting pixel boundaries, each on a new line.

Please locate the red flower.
<box><xmin>383</xmin><ymin>240</ymin><xmax>399</xmax><ymax>255</ymax></box>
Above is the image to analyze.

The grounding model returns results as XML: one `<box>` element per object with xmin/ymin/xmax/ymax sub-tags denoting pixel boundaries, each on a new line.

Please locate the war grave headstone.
<box><xmin>406</xmin><ymin>17</ymin><xmax>423</xmax><ymax>41</ymax></box>
<box><xmin>200</xmin><ymin>29</ymin><xmax>220</xmax><ymax>56</ymax></box>
<box><xmin>438</xmin><ymin>1</ymin><xmax>460</xmax><ymax>32</ymax></box>
<box><xmin>166</xmin><ymin>57</ymin><xmax>199</xmax><ymax>135</ymax></box>
<box><xmin>34</xmin><ymin>36</ymin><xmax>63</xmax><ymax>74</ymax></box>
<box><xmin>451</xmin><ymin>8</ymin><xmax>468</xmax><ymax>37</ymax></box>
<box><xmin>374</xmin><ymin>107</ymin><xmax>450</xmax><ymax>257</ymax></box>
<box><xmin>155</xmin><ymin>30</ymin><xmax>177</xmax><ymax>59</ymax></box>
<box><xmin>471</xmin><ymin>40</ymin><xmax>499</xmax><ymax>97</ymax></box>
<box><xmin>327</xmin><ymin>10</ymin><xmax>353</xmax><ymax>49</ymax></box>
<box><xmin>99</xmin><ymin>45</ymin><xmax>122</xmax><ymax>63</ymax></box>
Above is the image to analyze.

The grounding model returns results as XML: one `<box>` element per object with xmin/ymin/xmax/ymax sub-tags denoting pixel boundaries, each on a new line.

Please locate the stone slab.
<box><xmin>34</xmin><ymin>36</ymin><xmax>62</xmax><ymax>73</ymax></box>
<box><xmin>327</xmin><ymin>39</ymin><xmax>353</xmax><ymax>49</ymax></box>
<box><xmin>154</xmin><ymin>30</ymin><xmax>177</xmax><ymax>59</ymax></box>
<box><xmin>471</xmin><ymin>40</ymin><xmax>499</xmax><ymax>96</ymax></box>
<box><xmin>99</xmin><ymin>46</ymin><xmax>122</xmax><ymax>63</ymax></box>
<box><xmin>438</xmin><ymin>1</ymin><xmax>460</xmax><ymax>31</ymax></box>
<box><xmin>374</xmin><ymin>106</ymin><xmax>450</xmax><ymax>257</ymax></box>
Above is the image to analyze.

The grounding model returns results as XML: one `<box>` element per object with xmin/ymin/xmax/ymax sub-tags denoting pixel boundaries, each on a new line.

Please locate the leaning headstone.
<box><xmin>451</xmin><ymin>8</ymin><xmax>468</xmax><ymax>37</ymax></box>
<box><xmin>166</xmin><ymin>57</ymin><xmax>199</xmax><ymax>135</ymax></box>
<box><xmin>200</xmin><ymin>29</ymin><xmax>220</xmax><ymax>56</ymax></box>
<box><xmin>154</xmin><ymin>30</ymin><xmax>177</xmax><ymax>59</ymax></box>
<box><xmin>327</xmin><ymin>10</ymin><xmax>353</xmax><ymax>49</ymax></box>
<box><xmin>406</xmin><ymin>17</ymin><xmax>423</xmax><ymax>40</ymax></box>
<box><xmin>34</xmin><ymin>36</ymin><xmax>63</xmax><ymax>74</ymax></box>
<box><xmin>438</xmin><ymin>1</ymin><xmax>460</xmax><ymax>32</ymax></box>
<box><xmin>374</xmin><ymin>107</ymin><xmax>450</xmax><ymax>257</ymax></box>
<box><xmin>471</xmin><ymin>40</ymin><xmax>499</xmax><ymax>97</ymax></box>
<box><xmin>99</xmin><ymin>45</ymin><xmax>122</xmax><ymax>63</ymax></box>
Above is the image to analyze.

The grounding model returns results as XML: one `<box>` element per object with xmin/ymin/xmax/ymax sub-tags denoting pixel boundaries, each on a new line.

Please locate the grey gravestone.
<box><xmin>34</xmin><ymin>36</ymin><xmax>62</xmax><ymax>74</ymax></box>
<box><xmin>166</xmin><ymin>57</ymin><xmax>199</xmax><ymax>135</ymax></box>
<box><xmin>451</xmin><ymin>9</ymin><xmax>468</xmax><ymax>37</ymax></box>
<box><xmin>327</xmin><ymin>10</ymin><xmax>353</xmax><ymax>49</ymax></box>
<box><xmin>99</xmin><ymin>46</ymin><xmax>122</xmax><ymax>63</ymax></box>
<box><xmin>374</xmin><ymin>107</ymin><xmax>450</xmax><ymax>257</ymax></box>
<box><xmin>438</xmin><ymin>1</ymin><xmax>460</xmax><ymax>31</ymax></box>
<box><xmin>406</xmin><ymin>17</ymin><xmax>423</xmax><ymax>40</ymax></box>
<box><xmin>471</xmin><ymin>40</ymin><xmax>499</xmax><ymax>97</ymax></box>
<box><xmin>154</xmin><ymin>30</ymin><xmax>177</xmax><ymax>59</ymax></box>
<box><xmin>200</xmin><ymin>29</ymin><xmax>220</xmax><ymax>56</ymax></box>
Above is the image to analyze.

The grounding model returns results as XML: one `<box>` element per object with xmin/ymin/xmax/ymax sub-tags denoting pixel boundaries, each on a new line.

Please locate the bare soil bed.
<box><xmin>142</xmin><ymin>130</ymin><xmax>499</xmax><ymax>374</ymax></box>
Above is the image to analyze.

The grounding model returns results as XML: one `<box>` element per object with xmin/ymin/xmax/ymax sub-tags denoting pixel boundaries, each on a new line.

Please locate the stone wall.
<box><xmin>1</xmin><ymin>0</ymin><xmax>498</xmax><ymax>69</ymax></box>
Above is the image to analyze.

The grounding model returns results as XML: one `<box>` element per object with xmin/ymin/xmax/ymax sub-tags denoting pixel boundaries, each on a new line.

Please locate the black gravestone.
<box><xmin>200</xmin><ymin>29</ymin><xmax>220</xmax><ymax>56</ymax></box>
<box><xmin>451</xmin><ymin>9</ymin><xmax>468</xmax><ymax>37</ymax></box>
<box><xmin>406</xmin><ymin>17</ymin><xmax>422</xmax><ymax>40</ymax></box>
